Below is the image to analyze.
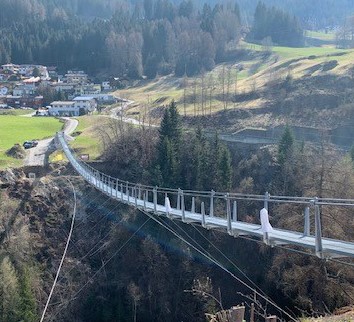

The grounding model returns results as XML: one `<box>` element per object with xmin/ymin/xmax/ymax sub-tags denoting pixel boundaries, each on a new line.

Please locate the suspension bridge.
<box><xmin>56</xmin><ymin>132</ymin><xmax>354</xmax><ymax>260</ymax></box>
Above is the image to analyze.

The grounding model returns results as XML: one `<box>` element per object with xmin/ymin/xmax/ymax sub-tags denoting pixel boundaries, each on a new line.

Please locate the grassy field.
<box><xmin>240</xmin><ymin>41</ymin><xmax>352</xmax><ymax>60</ymax></box>
<box><xmin>0</xmin><ymin>115</ymin><xmax>63</xmax><ymax>168</ymax></box>
<box><xmin>70</xmin><ymin>115</ymin><xmax>110</xmax><ymax>159</ymax></box>
<box><xmin>0</xmin><ymin>109</ymin><xmax>34</xmax><ymax>116</ymax></box>
<box><xmin>306</xmin><ymin>30</ymin><xmax>336</xmax><ymax>41</ymax></box>
<box><xmin>116</xmin><ymin>38</ymin><xmax>354</xmax><ymax>121</ymax></box>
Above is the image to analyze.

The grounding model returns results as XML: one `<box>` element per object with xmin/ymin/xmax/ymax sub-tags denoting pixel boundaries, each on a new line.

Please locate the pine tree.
<box><xmin>157</xmin><ymin>100</ymin><xmax>182</xmax><ymax>187</ymax></box>
<box><xmin>0</xmin><ymin>257</ymin><xmax>20</xmax><ymax>322</ymax></box>
<box><xmin>219</xmin><ymin>146</ymin><xmax>232</xmax><ymax>190</ymax></box>
<box><xmin>278</xmin><ymin>126</ymin><xmax>294</xmax><ymax>166</ymax></box>
<box><xmin>18</xmin><ymin>269</ymin><xmax>37</xmax><ymax>322</ymax></box>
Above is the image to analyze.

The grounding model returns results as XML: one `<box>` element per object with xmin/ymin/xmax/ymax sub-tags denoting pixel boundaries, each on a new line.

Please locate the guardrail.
<box><xmin>56</xmin><ymin>132</ymin><xmax>354</xmax><ymax>259</ymax></box>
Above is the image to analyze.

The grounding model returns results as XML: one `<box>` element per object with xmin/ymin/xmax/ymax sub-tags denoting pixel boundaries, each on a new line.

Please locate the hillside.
<box><xmin>114</xmin><ymin>39</ymin><xmax>354</xmax><ymax>149</ymax></box>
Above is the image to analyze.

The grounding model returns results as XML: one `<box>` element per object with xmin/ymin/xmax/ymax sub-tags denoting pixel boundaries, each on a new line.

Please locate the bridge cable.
<box><xmin>168</xmin><ymin>219</ymin><xmax>285</xmax><ymax>317</ymax></box>
<box><xmin>169</xmin><ymin>218</ymin><xmax>272</xmax><ymax>300</ymax></box>
<box><xmin>164</xmin><ymin>216</ymin><xmax>293</xmax><ymax>321</ymax></box>
<box><xmin>56</xmin><ymin>214</ymin><xmax>126</xmax><ymax>286</ymax></box>
<box><xmin>138</xmin><ymin>209</ymin><xmax>298</xmax><ymax>322</ymax></box>
<box><xmin>48</xmin><ymin>217</ymin><xmax>151</xmax><ymax>321</ymax></box>
<box><xmin>189</xmin><ymin>223</ymin><xmax>278</xmax><ymax>302</ymax></box>
<box><xmin>40</xmin><ymin>178</ymin><xmax>77</xmax><ymax>322</ymax></box>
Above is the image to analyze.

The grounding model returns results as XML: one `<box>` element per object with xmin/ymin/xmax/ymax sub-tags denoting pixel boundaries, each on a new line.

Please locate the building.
<box><xmin>73</xmin><ymin>96</ymin><xmax>97</xmax><ymax>113</ymax></box>
<box><xmin>13</xmin><ymin>83</ymin><xmax>37</xmax><ymax>96</ymax></box>
<box><xmin>18</xmin><ymin>65</ymin><xmax>48</xmax><ymax>78</ymax></box>
<box><xmin>52</xmin><ymin>82</ymin><xmax>75</xmax><ymax>93</ymax></box>
<box><xmin>101</xmin><ymin>81</ymin><xmax>111</xmax><ymax>91</ymax></box>
<box><xmin>1</xmin><ymin>64</ymin><xmax>19</xmax><ymax>73</ymax></box>
<box><xmin>74</xmin><ymin>84</ymin><xmax>101</xmax><ymax>97</ymax></box>
<box><xmin>48</xmin><ymin>101</ymin><xmax>77</xmax><ymax>116</ymax></box>
<box><xmin>48</xmin><ymin>96</ymin><xmax>96</xmax><ymax>116</ymax></box>
<box><xmin>65</xmin><ymin>71</ymin><xmax>88</xmax><ymax>84</ymax></box>
<box><xmin>89</xmin><ymin>94</ymin><xmax>118</xmax><ymax>104</ymax></box>
<box><xmin>6</xmin><ymin>95</ymin><xmax>43</xmax><ymax>109</ymax></box>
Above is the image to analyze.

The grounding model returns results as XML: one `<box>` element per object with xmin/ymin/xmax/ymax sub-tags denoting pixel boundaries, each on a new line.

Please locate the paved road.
<box><xmin>109</xmin><ymin>100</ymin><xmax>159</xmax><ymax>128</ymax></box>
<box><xmin>24</xmin><ymin>117</ymin><xmax>78</xmax><ymax>167</ymax></box>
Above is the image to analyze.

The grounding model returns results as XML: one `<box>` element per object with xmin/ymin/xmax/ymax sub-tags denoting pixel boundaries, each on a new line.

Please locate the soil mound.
<box><xmin>6</xmin><ymin>143</ymin><xmax>26</xmax><ymax>159</ymax></box>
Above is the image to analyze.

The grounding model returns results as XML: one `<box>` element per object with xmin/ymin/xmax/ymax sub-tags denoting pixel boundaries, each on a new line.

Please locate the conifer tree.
<box><xmin>219</xmin><ymin>146</ymin><xmax>232</xmax><ymax>190</ymax></box>
<box><xmin>0</xmin><ymin>257</ymin><xmax>20</xmax><ymax>322</ymax></box>
<box><xmin>157</xmin><ymin>100</ymin><xmax>182</xmax><ymax>187</ymax></box>
<box><xmin>278</xmin><ymin>126</ymin><xmax>294</xmax><ymax>166</ymax></box>
<box><xmin>18</xmin><ymin>269</ymin><xmax>37</xmax><ymax>322</ymax></box>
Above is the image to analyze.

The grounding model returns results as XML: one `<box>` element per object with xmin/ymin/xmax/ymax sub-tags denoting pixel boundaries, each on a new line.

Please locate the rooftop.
<box><xmin>73</xmin><ymin>96</ymin><xmax>95</xmax><ymax>101</ymax></box>
<box><xmin>50</xmin><ymin>101</ymin><xmax>74</xmax><ymax>106</ymax></box>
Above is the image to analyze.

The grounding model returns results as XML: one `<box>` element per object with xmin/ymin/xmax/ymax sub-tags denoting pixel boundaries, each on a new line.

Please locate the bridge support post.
<box><xmin>109</xmin><ymin>176</ymin><xmax>113</xmax><ymax>196</ymax></box>
<box><xmin>191</xmin><ymin>197</ymin><xmax>195</xmax><ymax>213</ymax></box>
<box><xmin>120</xmin><ymin>183</ymin><xmax>124</xmax><ymax>201</ymax></box>
<box><xmin>314</xmin><ymin>198</ymin><xmax>324</xmax><ymax>259</ymax></box>
<box><xmin>210</xmin><ymin>190</ymin><xmax>215</xmax><ymax>217</ymax></box>
<box><xmin>95</xmin><ymin>171</ymin><xmax>99</xmax><ymax>187</ymax></box>
<box><xmin>143</xmin><ymin>191</ymin><xmax>147</xmax><ymax>210</ymax></box>
<box><xmin>134</xmin><ymin>187</ymin><xmax>138</xmax><ymax>207</ymax></box>
<box><xmin>201</xmin><ymin>202</ymin><xmax>206</xmax><ymax>228</ymax></box>
<box><xmin>177</xmin><ymin>189</ymin><xmax>181</xmax><ymax>210</ymax></box>
<box><xmin>115</xmin><ymin>180</ymin><xmax>119</xmax><ymax>199</ymax></box>
<box><xmin>226</xmin><ymin>194</ymin><xmax>232</xmax><ymax>235</ymax></box>
<box><xmin>181</xmin><ymin>190</ymin><xmax>186</xmax><ymax>222</ymax></box>
<box><xmin>126</xmin><ymin>182</ymin><xmax>130</xmax><ymax>204</ymax></box>
<box><xmin>233</xmin><ymin>201</ymin><xmax>237</xmax><ymax>221</ymax></box>
<box><xmin>138</xmin><ymin>184</ymin><xmax>141</xmax><ymax>200</ymax></box>
<box><xmin>303</xmin><ymin>206</ymin><xmax>310</xmax><ymax>237</ymax></box>
<box><xmin>153</xmin><ymin>187</ymin><xmax>157</xmax><ymax>213</ymax></box>
<box><xmin>264</xmin><ymin>191</ymin><xmax>270</xmax><ymax>210</ymax></box>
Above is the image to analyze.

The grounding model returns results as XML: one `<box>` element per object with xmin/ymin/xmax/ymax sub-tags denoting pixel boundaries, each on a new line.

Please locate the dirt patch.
<box><xmin>6</xmin><ymin>143</ymin><xmax>26</xmax><ymax>159</ymax></box>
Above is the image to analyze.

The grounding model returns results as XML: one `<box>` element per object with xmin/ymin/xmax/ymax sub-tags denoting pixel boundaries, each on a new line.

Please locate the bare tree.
<box><xmin>201</xmin><ymin>70</ymin><xmax>206</xmax><ymax>116</ymax></box>
<box><xmin>128</xmin><ymin>282</ymin><xmax>142</xmax><ymax>322</ymax></box>
<box><xmin>219</xmin><ymin>66</ymin><xmax>226</xmax><ymax>110</ymax></box>
<box><xmin>226</xmin><ymin>66</ymin><xmax>232</xmax><ymax>110</ymax></box>
<box><xmin>208</xmin><ymin>73</ymin><xmax>215</xmax><ymax>114</ymax></box>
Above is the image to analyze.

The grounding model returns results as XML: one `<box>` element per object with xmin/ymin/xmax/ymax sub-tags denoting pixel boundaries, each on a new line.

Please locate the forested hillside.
<box><xmin>237</xmin><ymin>0</ymin><xmax>354</xmax><ymax>29</ymax></box>
<box><xmin>0</xmin><ymin>0</ymin><xmax>241</xmax><ymax>78</ymax></box>
<box><xmin>0</xmin><ymin>0</ymin><xmax>352</xmax><ymax>79</ymax></box>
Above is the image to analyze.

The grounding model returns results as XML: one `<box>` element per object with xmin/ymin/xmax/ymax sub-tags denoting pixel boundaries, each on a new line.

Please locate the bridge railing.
<box><xmin>57</xmin><ymin>131</ymin><xmax>354</xmax><ymax>256</ymax></box>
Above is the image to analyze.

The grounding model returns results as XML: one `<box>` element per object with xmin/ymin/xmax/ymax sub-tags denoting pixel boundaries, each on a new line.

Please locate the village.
<box><xmin>0</xmin><ymin>63</ymin><xmax>119</xmax><ymax>116</ymax></box>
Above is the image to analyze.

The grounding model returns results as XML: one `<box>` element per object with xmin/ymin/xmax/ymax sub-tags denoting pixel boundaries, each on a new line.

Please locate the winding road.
<box><xmin>24</xmin><ymin>117</ymin><xmax>78</xmax><ymax>167</ymax></box>
<box><xmin>109</xmin><ymin>100</ymin><xmax>158</xmax><ymax>128</ymax></box>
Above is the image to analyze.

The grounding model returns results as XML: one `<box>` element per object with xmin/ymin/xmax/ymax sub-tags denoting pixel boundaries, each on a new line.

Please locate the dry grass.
<box><xmin>115</xmin><ymin>44</ymin><xmax>354</xmax><ymax>121</ymax></box>
<box><xmin>69</xmin><ymin>115</ymin><xmax>110</xmax><ymax>159</ymax></box>
<box><xmin>302</xmin><ymin>307</ymin><xmax>354</xmax><ymax>322</ymax></box>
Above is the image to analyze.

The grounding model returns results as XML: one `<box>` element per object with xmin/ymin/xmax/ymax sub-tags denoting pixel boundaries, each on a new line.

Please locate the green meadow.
<box><xmin>0</xmin><ymin>114</ymin><xmax>62</xmax><ymax>168</ymax></box>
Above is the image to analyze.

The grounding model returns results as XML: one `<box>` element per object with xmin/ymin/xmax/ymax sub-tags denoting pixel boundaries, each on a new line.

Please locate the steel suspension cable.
<box><xmin>138</xmin><ymin>209</ymin><xmax>298</xmax><ymax>322</ymax></box>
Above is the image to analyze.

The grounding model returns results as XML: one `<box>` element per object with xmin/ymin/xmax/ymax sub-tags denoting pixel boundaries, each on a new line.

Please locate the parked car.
<box><xmin>23</xmin><ymin>140</ymin><xmax>38</xmax><ymax>149</ymax></box>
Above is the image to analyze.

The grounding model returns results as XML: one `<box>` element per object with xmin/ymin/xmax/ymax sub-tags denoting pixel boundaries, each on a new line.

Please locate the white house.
<box><xmin>74</xmin><ymin>84</ymin><xmax>101</xmax><ymax>96</ymax></box>
<box><xmin>101</xmin><ymin>81</ymin><xmax>111</xmax><ymax>91</ymax></box>
<box><xmin>52</xmin><ymin>82</ymin><xmax>75</xmax><ymax>92</ymax></box>
<box><xmin>89</xmin><ymin>94</ymin><xmax>117</xmax><ymax>104</ymax></box>
<box><xmin>1</xmin><ymin>64</ymin><xmax>19</xmax><ymax>73</ymax></box>
<box><xmin>13</xmin><ymin>83</ymin><xmax>37</xmax><ymax>96</ymax></box>
<box><xmin>17</xmin><ymin>65</ymin><xmax>50</xmax><ymax>79</ymax></box>
<box><xmin>48</xmin><ymin>101</ymin><xmax>78</xmax><ymax>116</ymax></box>
<box><xmin>73</xmin><ymin>96</ymin><xmax>97</xmax><ymax>113</ymax></box>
